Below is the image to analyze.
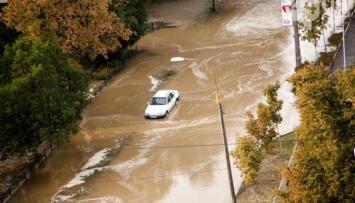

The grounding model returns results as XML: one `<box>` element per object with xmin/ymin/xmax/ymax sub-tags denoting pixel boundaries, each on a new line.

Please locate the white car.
<box><xmin>145</xmin><ymin>90</ymin><xmax>179</xmax><ymax>118</ymax></box>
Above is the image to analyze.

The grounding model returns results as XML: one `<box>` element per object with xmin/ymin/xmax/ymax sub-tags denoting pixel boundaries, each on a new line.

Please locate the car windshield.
<box><xmin>150</xmin><ymin>97</ymin><xmax>166</xmax><ymax>105</ymax></box>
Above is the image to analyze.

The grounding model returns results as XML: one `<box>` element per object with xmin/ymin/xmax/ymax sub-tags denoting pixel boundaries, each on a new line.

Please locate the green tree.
<box><xmin>280</xmin><ymin>65</ymin><xmax>355</xmax><ymax>202</ymax></box>
<box><xmin>105</xmin><ymin>0</ymin><xmax>148</xmax><ymax>62</ymax></box>
<box><xmin>112</xmin><ymin>0</ymin><xmax>148</xmax><ymax>48</ymax></box>
<box><xmin>0</xmin><ymin>22</ymin><xmax>19</xmax><ymax>54</ymax></box>
<box><xmin>298</xmin><ymin>1</ymin><xmax>329</xmax><ymax>59</ymax></box>
<box><xmin>0</xmin><ymin>4</ymin><xmax>19</xmax><ymax>54</ymax></box>
<box><xmin>0</xmin><ymin>38</ymin><xmax>88</xmax><ymax>159</ymax></box>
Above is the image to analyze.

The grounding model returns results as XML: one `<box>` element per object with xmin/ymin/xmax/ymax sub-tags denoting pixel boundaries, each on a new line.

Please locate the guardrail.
<box><xmin>0</xmin><ymin>143</ymin><xmax>58</xmax><ymax>203</ymax></box>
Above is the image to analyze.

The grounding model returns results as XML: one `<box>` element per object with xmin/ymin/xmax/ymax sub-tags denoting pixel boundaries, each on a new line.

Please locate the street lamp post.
<box><xmin>170</xmin><ymin>57</ymin><xmax>236</xmax><ymax>203</ymax></box>
<box><xmin>292</xmin><ymin>0</ymin><xmax>301</xmax><ymax>68</ymax></box>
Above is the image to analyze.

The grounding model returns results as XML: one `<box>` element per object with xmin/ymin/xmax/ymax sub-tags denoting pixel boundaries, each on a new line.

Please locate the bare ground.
<box><xmin>236</xmin><ymin>134</ymin><xmax>294</xmax><ymax>203</ymax></box>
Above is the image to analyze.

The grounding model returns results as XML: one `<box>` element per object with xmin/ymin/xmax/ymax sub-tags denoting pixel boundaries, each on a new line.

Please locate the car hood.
<box><xmin>145</xmin><ymin>105</ymin><xmax>167</xmax><ymax>115</ymax></box>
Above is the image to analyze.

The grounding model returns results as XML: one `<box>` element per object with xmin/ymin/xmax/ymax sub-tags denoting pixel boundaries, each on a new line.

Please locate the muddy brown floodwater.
<box><xmin>11</xmin><ymin>0</ymin><xmax>298</xmax><ymax>202</ymax></box>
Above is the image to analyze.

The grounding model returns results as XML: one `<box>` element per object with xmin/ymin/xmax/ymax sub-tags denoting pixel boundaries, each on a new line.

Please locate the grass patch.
<box><xmin>317</xmin><ymin>51</ymin><xmax>336</xmax><ymax>66</ymax></box>
<box><xmin>328</xmin><ymin>32</ymin><xmax>343</xmax><ymax>47</ymax></box>
<box><xmin>270</xmin><ymin>132</ymin><xmax>295</xmax><ymax>151</ymax></box>
<box><xmin>268</xmin><ymin>133</ymin><xmax>295</xmax><ymax>162</ymax></box>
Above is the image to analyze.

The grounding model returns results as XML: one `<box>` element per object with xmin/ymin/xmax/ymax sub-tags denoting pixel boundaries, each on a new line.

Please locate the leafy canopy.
<box><xmin>245</xmin><ymin>81</ymin><xmax>283</xmax><ymax>151</ymax></box>
<box><xmin>230</xmin><ymin>136</ymin><xmax>264</xmax><ymax>186</ymax></box>
<box><xmin>0</xmin><ymin>0</ymin><xmax>132</xmax><ymax>60</ymax></box>
<box><xmin>0</xmin><ymin>38</ymin><xmax>88</xmax><ymax>158</ymax></box>
<box><xmin>281</xmin><ymin>65</ymin><xmax>355</xmax><ymax>202</ymax></box>
<box><xmin>231</xmin><ymin>81</ymin><xmax>283</xmax><ymax>186</ymax></box>
<box><xmin>298</xmin><ymin>1</ymin><xmax>329</xmax><ymax>56</ymax></box>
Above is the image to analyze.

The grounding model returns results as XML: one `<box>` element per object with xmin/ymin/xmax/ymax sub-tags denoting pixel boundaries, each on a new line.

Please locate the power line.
<box><xmin>54</xmin><ymin>140</ymin><xmax>295</xmax><ymax>153</ymax></box>
<box><xmin>22</xmin><ymin>167</ymin><xmax>228</xmax><ymax>187</ymax></box>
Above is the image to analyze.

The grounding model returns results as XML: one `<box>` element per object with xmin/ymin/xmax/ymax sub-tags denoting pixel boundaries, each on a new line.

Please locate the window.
<box><xmin>151</xmin><ymin>97</ymin><xmax>166</xmax><ymax>105</ymax></box>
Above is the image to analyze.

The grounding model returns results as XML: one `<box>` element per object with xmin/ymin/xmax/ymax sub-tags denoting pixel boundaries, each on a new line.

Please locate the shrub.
<box><xmin>161</xmin><ymin>70</ymin><xmax>176</xmax><ymax>80</ymax></box>
<box><xmin>328</xmin><ymin>32</ymin><xmax>343</xmax><ymax>47</ymax></box>
<box><xmin>95</xmin><ymin>68</ymin><xmax>112</xmax><ymax>80</ymax></box>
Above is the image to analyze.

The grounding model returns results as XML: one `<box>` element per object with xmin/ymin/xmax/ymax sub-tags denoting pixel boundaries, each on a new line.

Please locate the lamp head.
<box><xmin>170</xmin><ymin>57</ymin><xmax>185</xmax><ymax>62</ymax></box>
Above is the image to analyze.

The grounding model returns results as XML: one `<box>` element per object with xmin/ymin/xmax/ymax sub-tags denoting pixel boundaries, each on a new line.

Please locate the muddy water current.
<box><xmin>11</xmin><ymin>0</ymin><xmax>299</xmax><ymax>202</ymax></box>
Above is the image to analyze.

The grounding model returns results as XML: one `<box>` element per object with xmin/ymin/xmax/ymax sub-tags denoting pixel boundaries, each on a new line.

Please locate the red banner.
<box><xmin>281</xmin><ymin>0</ymin><xmax>293</xmax><ymax>26</ymax></box>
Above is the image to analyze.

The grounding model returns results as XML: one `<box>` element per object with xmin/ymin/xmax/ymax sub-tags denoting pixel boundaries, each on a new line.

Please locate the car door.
<box><xmin>167</xmin><ymin>92</ymin><xmax>176</xmax><ymax>112</ymax></box>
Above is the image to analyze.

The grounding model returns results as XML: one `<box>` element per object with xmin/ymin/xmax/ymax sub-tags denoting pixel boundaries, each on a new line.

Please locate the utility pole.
<box><xmin>342</xmin><ymin>0</ymin><xmax>347</xmax><ymax>70</ymax></box>
<box><xmin>170</xmin><ymin>57</ymin><xmax>236</xmax><ymax>202</ymax></box>
<box><xmin>218</xmin><ymin>103</ymin><xmax>236</xmax><ymax>203</ymax></box>
<box><xmin>211</xmin><ymin>0</ymin><xmax>216</xmax><ymax>11</ymax></box>
<box><xmin>292</xmin><ymin>0</ymin><xmax>301</xmax><ymax>68</ymax></box>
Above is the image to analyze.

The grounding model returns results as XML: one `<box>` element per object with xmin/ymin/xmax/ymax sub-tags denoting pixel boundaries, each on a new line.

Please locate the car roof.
<box><xmin>153</xmin><ymin>90</ymin><xmax>172</xmax><ymax>97</ymax></box>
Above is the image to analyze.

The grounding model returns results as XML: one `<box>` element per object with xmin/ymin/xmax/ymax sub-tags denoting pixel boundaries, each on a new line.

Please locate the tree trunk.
<box><xmin>314</xmin><ymin>44</ymin><xmax>318</xmax><ymax>66</ymax></box>
<box><xmin>252</xmin><ymin>186</ymin><xmax>258</xmax><ymax>203</ymax></box>
<box><xmin>322</xmin><ymin>30</ymin><xmax>327</xmax><ymax>52</ymax></box>
<box><xmin>277</xmin><ymin>125</ymin><xmax>282</xmax><ymax>148</ymax></box>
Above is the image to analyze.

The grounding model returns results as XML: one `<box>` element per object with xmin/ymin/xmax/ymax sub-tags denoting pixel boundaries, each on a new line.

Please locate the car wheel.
<box><xmin>164</xmin><ymin>111</ymin><xmax>169</xmax><ymax>117</ymax></box>
<box><xmin>176</xmin><ymin>96</ymin><xmax>180</xmax><ymax>101</ymax></box>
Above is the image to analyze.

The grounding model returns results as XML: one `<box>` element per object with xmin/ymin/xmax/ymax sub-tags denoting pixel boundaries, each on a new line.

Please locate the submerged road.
<box><xmin>11</xmin><ymin>0</ymin><xmax>300</xmax><ymax>202</ymax></box>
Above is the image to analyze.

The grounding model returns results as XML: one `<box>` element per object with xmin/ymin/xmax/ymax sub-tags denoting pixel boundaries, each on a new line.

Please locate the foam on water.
<box><xmin>226</xmin><ymin>0</ymin><xmax>355</xmax><ymax>135</ymax></box>
<box><xmin>148</xmin><ymin>75</ymin><xmax>162</xmax><ymax>92</ymax></box>
<box><xmin>81</xmin><ymin>148</ymin><xmax>110</xmax><ymax>170</ymax></box>
<box><xmin>75</xmin><ymin>196</ymin><xmax>123</xmax><ymax>203</ymax></box>
<box><xmin>225</xmin><ymin>1</ymin><xmax>282</xmax><ymax>35</ymax></box>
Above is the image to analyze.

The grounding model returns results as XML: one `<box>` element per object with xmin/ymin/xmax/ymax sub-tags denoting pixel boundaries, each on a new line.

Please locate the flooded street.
<box><xmin>11</xmin><ymin>0</ymin><xmax>299</xmax><ymax>202</ymax></box>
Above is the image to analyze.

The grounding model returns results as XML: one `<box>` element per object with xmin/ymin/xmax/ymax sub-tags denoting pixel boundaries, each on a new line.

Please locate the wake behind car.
<box><xmin>145</xmin><ymin>90</ymin><xmax>179</xmax><ymax>118</ymax></box>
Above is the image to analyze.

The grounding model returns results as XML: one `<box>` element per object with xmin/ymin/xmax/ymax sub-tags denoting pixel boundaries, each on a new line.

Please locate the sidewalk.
<box><xmin>330</xmin><ymin>12</ymin><xmax>355</xmax><ymax>72</ymax></box>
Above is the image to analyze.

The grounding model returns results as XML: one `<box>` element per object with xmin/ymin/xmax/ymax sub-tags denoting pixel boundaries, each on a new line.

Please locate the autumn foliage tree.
<box><xmin>245</xmin><ymin>81</ymin><xmax>283</xmax><ymax>151</ymax></box>
<box><xmin>280</xmin><ymin>65</ymin><xmax>355</xmax><ymax>202</ymax></box>
<box><xmin>230</xmin><ymin>136</ymin><xmax>264</xmax><ymax>186</ymax></box>
<box><xmin>0</xmin><ymin>0</ymin><xmax>132</xmax><ymax>60</ymax></box>
<box><xmin>231</xmin><ymin>82</ymin><xmax>283</xmax><ymax>189</ymax></box>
